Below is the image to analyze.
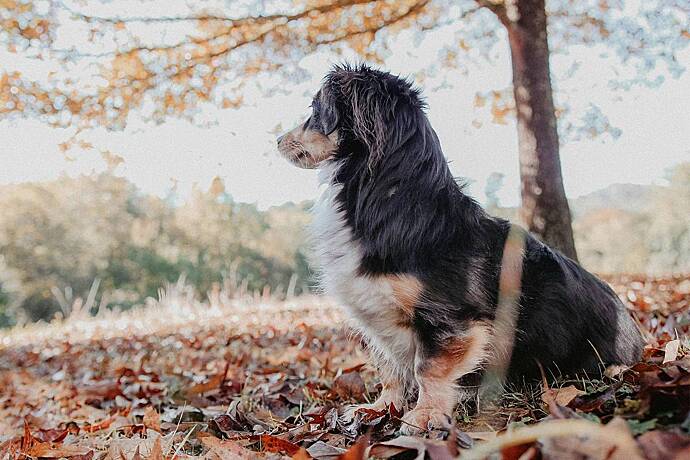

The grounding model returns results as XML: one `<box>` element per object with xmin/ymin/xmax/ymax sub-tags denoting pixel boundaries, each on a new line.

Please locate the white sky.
<box><xmin>1</xmin><ymin>11</ymin><xmax>689</xmax><ymax>209</ymax></box>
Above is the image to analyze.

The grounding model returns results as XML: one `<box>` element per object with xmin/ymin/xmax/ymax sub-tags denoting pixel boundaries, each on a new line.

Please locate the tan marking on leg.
<box><xmin>401</xmin><ymin>324</ymin><xmax>491</xmax><ymax>434</ymax></box>
<box><xmin>419</xmin><ymin>335</ymin><xmax>474</xmax><ymax>380</ymax></box>
<box><xmin>385</xmin><ymin>274</ymin><xmax>423</xmax><ymax>323</ymax></box>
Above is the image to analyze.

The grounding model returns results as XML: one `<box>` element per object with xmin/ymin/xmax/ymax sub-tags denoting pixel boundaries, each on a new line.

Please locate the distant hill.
<box><xmin>570</xmin><ymin>183</ymin><xmax>660</xmax><ymax>217</ymax></box>
<box><xmin>487</xmin><ymin>167</ymin><xmax>689</xmax><ymax>275</ymax></box>
<box><xmin>489</xmin><ymin>183</ymin><xmax>658</xmax><ymax>221</ymax></box>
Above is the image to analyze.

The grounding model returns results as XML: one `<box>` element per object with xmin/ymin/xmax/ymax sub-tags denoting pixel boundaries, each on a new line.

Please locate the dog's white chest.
<box><xmin>310</xmin><ymin>169</ymin><xmax>416</xmax><ymax>378</ymax></box>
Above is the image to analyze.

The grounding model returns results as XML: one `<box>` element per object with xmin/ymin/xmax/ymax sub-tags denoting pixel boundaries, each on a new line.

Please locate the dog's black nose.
<box><xmin>277</xmin><ymin>134</ymin><xmax>285</xmax><ymax>145</ymax></box>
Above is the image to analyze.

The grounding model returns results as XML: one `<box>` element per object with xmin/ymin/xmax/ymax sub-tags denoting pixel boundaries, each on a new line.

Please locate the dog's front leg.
<box><xmin>369</xmin><ymin>362</ymin><xmax>408</xmax><ymax>411</ymax></box>
<box><xmin>341</xmin><ymin>357</ymin><xmax>408</xmax><ymax>421</ymax></box>
<box><xmin>400</xmin><ymin>324</ymin><xmax>489</xmax><ymax>434</ymax></box>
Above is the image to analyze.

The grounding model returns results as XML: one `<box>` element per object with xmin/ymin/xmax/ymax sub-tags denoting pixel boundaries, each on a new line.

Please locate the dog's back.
<box><xmin>506</xmin><ymin>233</ymin><xmax>643</xmax><ymax>380</ymax></box>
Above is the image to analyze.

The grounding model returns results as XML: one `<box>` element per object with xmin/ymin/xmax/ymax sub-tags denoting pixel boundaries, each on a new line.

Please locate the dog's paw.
<box><xmin>399</xmin><ymin>408</ymin><xmax>451</xmax><ymax>435</ymax></box>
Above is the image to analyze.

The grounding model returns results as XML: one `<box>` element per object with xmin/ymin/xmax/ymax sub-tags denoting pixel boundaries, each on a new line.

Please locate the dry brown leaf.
<box><xmin>338</xmin><ymin>434</ymin><xmax>370</xmax><ymax>460</ymax></box>
<box><xmin>542</xmin><ymin>385</ymin><xmax>586</xmax><ymax>407</ymax></box>
<box><xmin>104</xmin><ymin>431</ymin><xmax>171</xmax><ymax>460</ymax></box>
<box><xmin>306</xmin><ymin>441</ymin><xmax>346</xmax><ymax>459</ymax></box>
<box><xmin>148</xmin><ymin>437</ymin><xmax>163</xmax><ymax>460</ymax></box>
<box><xmin>254</xmin><ymin>434</ymin><xmax>301</xmax><ymax>456</ymax></box>
<box><xmin>540</xmin><ymin>417</ymin><xmax>643</xmax><ymax>460</ymax></box>
<box><xmin>143</xmin><ymin>406</ymin><xmax>161</xmax><ymax>432</ymax></box>
<box><xmin>200</xmin><ymin>435</ymin><xmax>255</xmax><ymax>459</ymax></box>
<box><xmin>292</xmin><ymin>447</ymin><xmax>311</xmax><ymax>459</ymax></box>
<box><xmin>26</xmin><ymin>444</ymin><xmax>93</xmax><ymax>459</ymax></box>
<box><xmin>663</xmin><ymin>339</ymin><xmax>681</xmax><ymax>363</ymax></box>
<box><xmin>332</xmin><ymin>372</ymin><xmax>366</xmax><ymax>400</ymax></box>
<box><xmin>463</xmin><ymin>418</ymin><xmax>643</xmax><ymax>460</ymax></box>
<box><xmin>367</xmin><ymin>436</ymin><xmax>426</xmax><ymax>460</ymax></box>
<box><xmin>184</xmin><ymin>372</ymin><xmax>225</xmax><ymax>396</ymax></box>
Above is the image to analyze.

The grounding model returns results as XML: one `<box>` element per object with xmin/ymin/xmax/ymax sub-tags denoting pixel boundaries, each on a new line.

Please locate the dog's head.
<box><xmin>277</xmin><ymin>64</ymin><xmax>425</xmax><ymax>169</ymax></box>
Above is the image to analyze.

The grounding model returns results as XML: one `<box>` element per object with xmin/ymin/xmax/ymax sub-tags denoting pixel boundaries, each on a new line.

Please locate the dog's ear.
<box><xmin>318</xmin><ymin>88</ymin><xmax>339</xmax><ymax>135</ymax></box>
<box><xmin>349</xmin><ymin>81</ymin><xmax>391</xmax><ymax>167</ymax></box>
<box><xmin>328</xmin><ymin>64</ymin><xmax>419</xmax><ymax>167</ymax></box>
<box><xmin>352</xmin><ymin>84</ymin><xmax>419</xmax><ymax>169</ymax></box>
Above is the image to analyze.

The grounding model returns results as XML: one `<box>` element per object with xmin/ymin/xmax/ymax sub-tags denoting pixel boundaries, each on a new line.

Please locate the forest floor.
<box><xmin>0</xmin><ymin>275</ymin><xmax>689</xmax><ymax>459</ymax></box>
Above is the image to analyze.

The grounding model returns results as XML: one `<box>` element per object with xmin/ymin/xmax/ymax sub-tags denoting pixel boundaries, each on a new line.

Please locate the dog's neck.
<box><xmin>318</xmin><ymin>121</ymin><xmax>486</xmax><ymax>274</ymax></box>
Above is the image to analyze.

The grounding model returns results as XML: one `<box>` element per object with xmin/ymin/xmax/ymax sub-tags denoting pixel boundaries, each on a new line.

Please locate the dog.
<box><xmin>277</xmin><ymin>64</ymin><xmax>643</xmax><ymax>434</ymax></box>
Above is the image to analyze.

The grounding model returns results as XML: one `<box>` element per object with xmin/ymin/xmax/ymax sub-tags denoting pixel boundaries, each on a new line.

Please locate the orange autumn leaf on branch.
<box><xmin>1</xmin><ymin>0</ymin><xmax>686</xmax><ymax>133</ymax></box>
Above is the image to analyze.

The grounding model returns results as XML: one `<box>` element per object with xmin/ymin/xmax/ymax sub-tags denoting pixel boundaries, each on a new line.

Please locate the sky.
<box><xmin>1</xmin><ymin>5</ymin><xmax>689</xmax><ymax>209</ymax></box>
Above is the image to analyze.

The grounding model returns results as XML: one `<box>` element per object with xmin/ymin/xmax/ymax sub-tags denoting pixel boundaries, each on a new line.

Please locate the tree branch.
<box><xmin>151</xmin><ymin>0</ymin><xmax>432</xmax><ymax>83</ymax></box>
<box><xmin>58</xmin><ymin>0</ymin><xmax>376</xmax><ymax>25</ymax></box>
<box><xmin>58</xmin><ymin>0</ymin><xmax>432</xmax><ymax>66</ymax></box>
<box><xmin>315</xmin><ymin>0</ymin><xmax>431</xmax><ymax>46</ymax></box>
<box><xmin>475</xmin><ymin>0</ymin><xmax>509</xmax><ymax>26</ymax></box>
<box><xmin>52</xmin><ymin>0</ymin><xmax>383</xmax><ymax>60</ymax></box>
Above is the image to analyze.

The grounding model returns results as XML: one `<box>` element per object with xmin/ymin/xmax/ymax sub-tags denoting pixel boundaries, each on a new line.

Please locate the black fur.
<box><xmin>312</xmin><ymin>63</ymin><xmax>643</xmax><ymax>381</ymax></box>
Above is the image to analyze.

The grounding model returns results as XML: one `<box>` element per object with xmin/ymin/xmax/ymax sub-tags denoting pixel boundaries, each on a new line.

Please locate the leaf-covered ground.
<box><xmin>1</xmin><ymin>275</ymin><xmax>689</xmax><ymax>459</ymax></box>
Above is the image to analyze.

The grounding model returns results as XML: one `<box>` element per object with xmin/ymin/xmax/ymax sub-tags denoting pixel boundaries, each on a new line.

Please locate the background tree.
<box><xmin>1</xmin><ymin>0</ymin><xmax>688</xmax><ymax>258</ymax></box>
<box><xmin>0</xmin><ymin>174</ymin><xmax>311</xmax><ymax>323</ymax></box>
<box><xmin>0</xmin><ymin>162</ymin><xmax>687</xmax><ymax>325</ymax></box>
<box><xmin>481</xmin><ymin>0</ymin><xmax>577</xmax><ymax>257</ymax></box>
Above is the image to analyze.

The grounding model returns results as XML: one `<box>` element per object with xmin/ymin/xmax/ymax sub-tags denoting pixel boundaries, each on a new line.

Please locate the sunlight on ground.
<box><xmin>0</xmin><ymin>282</ymin><xmax>342</xmax><ymax>349</ymax></box>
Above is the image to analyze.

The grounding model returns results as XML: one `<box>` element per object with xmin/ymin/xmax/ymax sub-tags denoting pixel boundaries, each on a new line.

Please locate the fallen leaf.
<box><xmin>663</xmin><ymin>339</ymin><xmax>681</xmax><ymax>364</ymax></box>
<box><xmin>292</xmin><ymin>447</ymin><xmax>311</xmax><ymax>459</ymax></box>
<box><xmin>539</xmin><ymin>417</ymin><xmax>644</xmax><ymax>460</ymax></box>
<box><xmin>338</xmin><ymin>433</ymin><xmax>370</xmax><ymax>460</ymax></box>
<box><xmin>148</xmin><ymin>437</ymin><xmax>163</xmax><ymax>460</ymax></box>
<box><xmin>253</xmin><ymin>434</ymin><xmax>301</xmax><ymax>455</ymax></box>
<box><xmin>342</xmin><ymin>363</ymin><xmax>366</xmax><ymax>373</ymax></box>
<box><xmin>200</xmin><ymin>434</ymin><xmax>255</xmax><ymax>459</ymax></box>
<box><xmin>569</xmin><ymin>381</ymin><xmax>622</xmax><ymax>413</ymax></box>
<box><xmin>27</xmin><ymin>444</ymin><xmax>93</xmax><ymax>459</ymax></box>
<box><xmin>143</xmin><ymin>406</ymin><xmax>161</xmax><ymax>432</ymax></box>
<box><xmin>185</xmin><ymin>372</ymin><xmax>225</xmax><ymax>396</ymax></box>
<box><xmin>425</xmin><ymin>436</ymin><xmax>459</xmax><ymax>460</ymax></box>
<box><xmin>332</xmin><ymin>372</ymin><xmax>366</xmax><ymax>400</ymax></box>
<box><xmin>541</xmin><ymin>388</ymin><xmax>582</xmax><ymax>419</ymax></box>
<box><xmin>556</xmin><ymin>385</ymin><xmax>586</xmax><ymax>407</ymax></box>
<box><xmin>306</xmin><ymin>441</ymin><xmax>346</xmax><ymax>459</ymax></box>
<box><xmin>367</xmin><ymin>436</ymin><xmax>426</xmax><ymax>460</ymax></box>
<box><xmin>104</xmin><ymin>430</ymin><xmax>171</xmax><ymax>460</ymax></box>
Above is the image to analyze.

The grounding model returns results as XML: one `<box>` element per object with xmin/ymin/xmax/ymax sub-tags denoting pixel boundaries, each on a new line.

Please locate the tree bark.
<box><xmin>485</xmin><ymin>0</ymin><xmax>578</xmax><ymax>260</ymax></box>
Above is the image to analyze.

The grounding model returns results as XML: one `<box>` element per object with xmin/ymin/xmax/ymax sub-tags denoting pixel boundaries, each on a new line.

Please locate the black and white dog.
<box><xmin>277</xmin><ymin>64</ymin><xmax>643</xmax><ymax>433</ymax></box>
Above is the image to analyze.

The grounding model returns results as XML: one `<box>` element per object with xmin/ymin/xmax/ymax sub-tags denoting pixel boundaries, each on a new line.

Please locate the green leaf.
<box><xmin>626</xmin><ymin>418</ymin><xmax>657</xmax><ymax>436</ymax></box>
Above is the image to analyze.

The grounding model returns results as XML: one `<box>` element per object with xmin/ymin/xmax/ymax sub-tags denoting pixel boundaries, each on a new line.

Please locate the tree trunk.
<box><xmin>486</xmin><ymin>0</ymin><xmax>578</xmax><ymax>260</ymax></box>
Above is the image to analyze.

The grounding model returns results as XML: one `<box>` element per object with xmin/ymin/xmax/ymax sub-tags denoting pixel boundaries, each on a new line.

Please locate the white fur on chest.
<box><xmin>310</xmin><ymin>164</ymin><xmax>416</xmax><ymax>380</ymax></box>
